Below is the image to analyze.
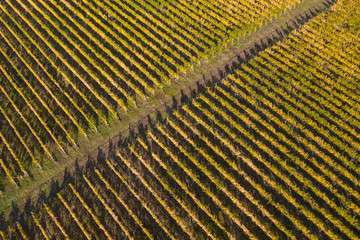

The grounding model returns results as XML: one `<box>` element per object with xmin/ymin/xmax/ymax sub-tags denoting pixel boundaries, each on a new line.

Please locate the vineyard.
<box><xmin>0</xmin><ymin>0</ymin><xmax>304</xmax><ymax>193</ymax></box>
<box><xmin>0</xmin><ymin>0</ymin><xmax>359</xmax><ymax>239</ymax></box>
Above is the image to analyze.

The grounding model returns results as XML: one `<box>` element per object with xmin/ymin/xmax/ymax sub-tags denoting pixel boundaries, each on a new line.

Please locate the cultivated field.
<box><xmin>1</xmin><ymin>0</ymin><xmax>359</xmax><ymax>239</ymax></box>
<box><xmin>0</xmin><ymin>0</ymin><xmax>302</xmax><ymax>192</ymax></box>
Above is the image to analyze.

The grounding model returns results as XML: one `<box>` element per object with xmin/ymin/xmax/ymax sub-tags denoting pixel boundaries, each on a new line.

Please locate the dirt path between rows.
<box><xmin>0</xmin><ymin>0</ymin><xmax>336</xmax><ymax>214</ymax></box>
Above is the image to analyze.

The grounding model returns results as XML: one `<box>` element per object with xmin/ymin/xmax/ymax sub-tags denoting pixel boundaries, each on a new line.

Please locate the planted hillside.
<box><xmin>1</xmin><ymin>0</ymin><xmax>359</xmax><ymax>239</ymax></box>
<box><xmin>0</xmin><ymin>0</ymin><xmax>304</xmax><ymax>191</ymax></box>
